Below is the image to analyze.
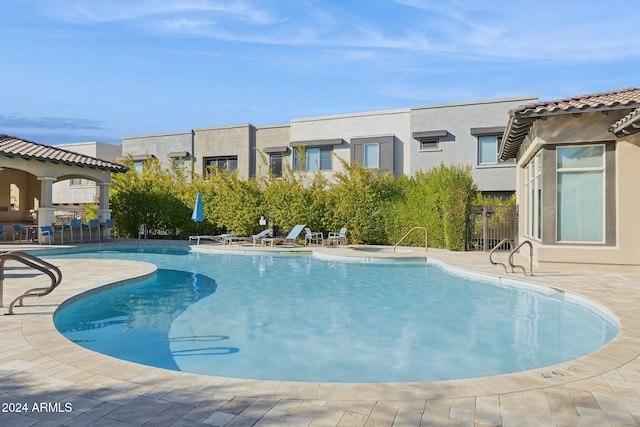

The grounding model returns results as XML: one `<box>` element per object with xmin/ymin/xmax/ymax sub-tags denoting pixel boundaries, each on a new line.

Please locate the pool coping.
<box><xmin>3</xmin><ymin>240</ymin><xmax>640</xmax><ymax>424</ymax></box>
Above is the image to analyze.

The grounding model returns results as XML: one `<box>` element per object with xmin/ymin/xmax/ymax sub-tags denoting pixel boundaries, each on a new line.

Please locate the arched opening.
<box><xmin>52</xmin><ymin>176</ymin><xmax>100</xmax><ymax>223</ymax></box>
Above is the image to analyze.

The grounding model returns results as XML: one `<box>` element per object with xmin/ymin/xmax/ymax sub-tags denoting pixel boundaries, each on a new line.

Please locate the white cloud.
<box><xmin>44</xmin><ymin>0</ymin><xmax>281</xmax><ymax>25</ymax></box>
<box><xmin>37</xmin><ymin>0</ymin><xmax>640</xmax><ymax>62</ymax></box>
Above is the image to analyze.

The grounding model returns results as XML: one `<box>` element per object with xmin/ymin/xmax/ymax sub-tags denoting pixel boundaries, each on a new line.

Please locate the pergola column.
<box><xmin>96</xmin><ymin>182</ymin><xmax>112</xmax><ymax>239</ymax></box>
<box><xmin>37</xmin><ymin>176</ymin><xmax>56</xmax><ymax>230</ymax></box>
<box><xmin>96</xmin><ymin>182</ymin><xmax>112</xmax><ymax>221</ymax></box>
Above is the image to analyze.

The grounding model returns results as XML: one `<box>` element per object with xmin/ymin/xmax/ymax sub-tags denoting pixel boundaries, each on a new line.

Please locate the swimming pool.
<box><xmin>51</xmin><ymin>246</ymin><xmax>618</xmax><ymax>383</ymax></box>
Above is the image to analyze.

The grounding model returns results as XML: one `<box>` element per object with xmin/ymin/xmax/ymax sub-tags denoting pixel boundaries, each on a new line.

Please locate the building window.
<box><xmin>363</xmin><ymin>143</ymin><xmax>379</xmax><ymax>169</ymax></box>
<box><xmin>133</xmin><ymin>161</ymin><xmax>144</xmax><ymax>173</ymax></box>
<box><xmin>204</xmin><ymin>156</ymin><xmax>238</xmax><ymax>174</ymax></box>
<box><xmin>172</xmin><ymin>158</ymin><xmax>184</xmax><ymax>169</ymax></box>
<box><xmin>293</xmin><ymin>147</ymin><xmax>332</xmax><ymax>171</ymax></box>
<box><xmin>478</xmin><ymin>135</ymin><xmax>501</xmax><ymax>164</ymax></box>
<box><xmin>524</xmin><ymin>151</ymin><xmax>542</xmax><ymax>240</ymax></box>
<box><xmin>419</xmin><ymin>139</ymin><xmax>439</xmax><ymax>151</ymax></box>
<box><xmin>269</xmin><ymin>153</ymin><xmax>283</xmax><ymax>177</ymax></box>
<box><xmin>556</xmin><ymin>145</ymin><xmax>605</xmax><ymax>243</ymax></box>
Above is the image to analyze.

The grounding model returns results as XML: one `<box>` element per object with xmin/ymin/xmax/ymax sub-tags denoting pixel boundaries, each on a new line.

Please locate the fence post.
<box><xmin>482</xmin><ymin>206</ymin><xmax>488</xmax><ymax>252</ymax></box>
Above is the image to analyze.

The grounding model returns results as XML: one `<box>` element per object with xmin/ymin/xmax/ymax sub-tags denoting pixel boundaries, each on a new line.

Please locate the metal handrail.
<box><xmin>0</xmin><ymin>251</ymin><xmax>63</xmax><ymax>315</ymax></box>
<box><xmin>393</xmin><ymin>226</ymin><xmax>428</xmax><ymax>252</ymax></box>
<box><xmin>489</xmin><ymin>238</ymin><xmax>513</xmax><ymax>273</ymax></box>
<box><xmin>508</xmin><ymin>240</ymin><xmax>534</xmax><ymax>276</ymax></box>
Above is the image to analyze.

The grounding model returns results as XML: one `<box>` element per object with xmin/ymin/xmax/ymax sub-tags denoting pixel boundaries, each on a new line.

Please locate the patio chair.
<box><xmin>262</xmin><ymin>224</ymin><xmax>306</xmax><ymax>247</ymax></box>
<box><xmin>12</xmin><ymin>224</ymin><xmax>28</xmax><ymax>241</ymax></box>
<box><xmin>305</xmin><ymin>227</ymin><xmax>323</xmax><ymax>246</ymax></box>
<box><xmin>69</xmin><ymin>219</ymin><xmax>83</xmax><ymax>243</ymax></box>
<box><xmin>88</xmin><ymin>219</ymin><xmax>100</xmax><ymax>243</ymax></box>
<box><xmin>327</xmin><ymin>227</ymin><xmax>347</xmax><ymax>247</ymax></box>
<box><xmin>40</xmin><ymin>226</ymin><xmax>56</xmax><ymax>245</ymax></box>
<box><xmin>0</xmin><ymin>224</ymin><xmax>5</xmax><ymax>240</ymax></box>
<box><xmin>104</xmin><ymin>219</ymin><xmax>115</xmax><ymax>240</ymax></box>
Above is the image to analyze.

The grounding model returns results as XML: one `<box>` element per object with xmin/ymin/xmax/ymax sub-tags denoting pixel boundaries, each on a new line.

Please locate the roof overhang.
<box><xmin>167</xmin><ymin>151</ymin><xmax>190</xmax><ymax>158</ymax></box>
<box><xmin>470</xmin><ymin>126</ymin><xmax>505</xmax><ymax>136</ymax></box>
<box><xmin>289</xmin><ymin>138</ymin><xmax>344</xmax><ymax>148</ymax></box>
<box><xmin>609</xmin><ymin>108</ymin><xmax>640</xmax><ymax>137</ymax></box>
<box><xmin>412</xmin><ymin>130</ymin><xmax>448</xmax><ymax>139</ymax></box>
<box><xmin>263</xmin><ymin>146</ymin><xmax>290</xmax><ymax>154</ymax></box>
<box><xmin>0</xmin><ymin>134</ymin><xmax>128</xmax><ymax>173</ymax></box>
<box><xmin>499</xmin><ymin>87</ymin><xmax>640</xmax><ymax>161</ymax></box>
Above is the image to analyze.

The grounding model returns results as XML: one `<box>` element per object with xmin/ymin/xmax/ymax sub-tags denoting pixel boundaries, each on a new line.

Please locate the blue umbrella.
<box><xmin>191</xmin><ymin>192</ymin><xmax>204</xmax><ymax>223</ymax></box>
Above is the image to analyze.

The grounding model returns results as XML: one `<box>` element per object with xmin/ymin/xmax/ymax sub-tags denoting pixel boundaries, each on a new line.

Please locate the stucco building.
<box><xmin>500</xmin><ymin>87</ymin><xmax>640</xmax><ymax>270</ymax></box>
<box><xmin>122</xmin><ymin>95</ymin><xmax>537</xmax><ymax>197</ymax></box>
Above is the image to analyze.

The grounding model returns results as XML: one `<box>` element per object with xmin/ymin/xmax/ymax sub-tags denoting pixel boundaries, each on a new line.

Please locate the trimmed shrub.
<box><xmin>329</xmin><ymin>161</ymin><xmax>401</xmax><ymax>244</ymax></box>
<box><xmin>110</xmin><ymin>157</ymin><xmax>477</xmax><ymax>249</ymax></box>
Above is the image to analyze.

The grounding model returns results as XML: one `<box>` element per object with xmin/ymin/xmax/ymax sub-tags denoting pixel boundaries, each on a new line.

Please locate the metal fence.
<box><xmin>467</xmin><ymin>205</ymin><xmax>518</xmax><ymax>251</ymax></box>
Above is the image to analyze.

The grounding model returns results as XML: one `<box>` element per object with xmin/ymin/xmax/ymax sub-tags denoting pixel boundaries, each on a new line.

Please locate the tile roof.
<box><xmin>0</xmin><ymin>134</ymin><xmax>128</xmax><ymax>172</ymax></box>
<box><xmin>500</xmin><ymin>87</ymin><xmax>640</xmax><ymax>160</ymax></box>
<box><xmin>609</xmin><ymin>107</ymin><xmax>640</xmax><ymax>137</ymax></box>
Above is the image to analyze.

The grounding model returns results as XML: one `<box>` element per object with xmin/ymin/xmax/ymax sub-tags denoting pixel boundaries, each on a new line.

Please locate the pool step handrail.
<box><xmin>508</xmin><ymin>240</ymin><xmax>534</xmax><ymax>276</ymax></box>
<box><xmin>489</xmin><ymin>238</ymin><xmax>534</xmax><ymax>276</ymax></box>
<box><xmin>489</xmin><ymin>238</ymin><xmax>513</xmax><ymax>273</ymax></box>
<box><xmin>0</xmin><ymin>250</ymin><xmax>63</xmax><ymax>315</ymax></box>
<box><xmin>393</xmin><ymin>226</ymin><xmax>428</xmax><ymax>252</ymax></box>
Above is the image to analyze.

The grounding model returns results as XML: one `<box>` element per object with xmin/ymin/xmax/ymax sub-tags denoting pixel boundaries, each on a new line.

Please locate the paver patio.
<box><xmin>1</xmin><ymin>240</ymin><xmax>640</xmax><ymax>426</ymax></box>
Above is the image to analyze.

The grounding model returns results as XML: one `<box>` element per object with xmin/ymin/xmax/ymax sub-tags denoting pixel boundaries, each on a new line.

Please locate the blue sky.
<box><xmin>1</xmin><ymin>0</ymin><xmax>638</xmax><ymax>145</ymax></box>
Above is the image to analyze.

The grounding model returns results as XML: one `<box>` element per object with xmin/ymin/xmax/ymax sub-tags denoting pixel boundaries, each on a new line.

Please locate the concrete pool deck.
<box><xmin>1</xmin><ymin>240</ymin><xmax>640</xmax><ymax>426</ymax></box>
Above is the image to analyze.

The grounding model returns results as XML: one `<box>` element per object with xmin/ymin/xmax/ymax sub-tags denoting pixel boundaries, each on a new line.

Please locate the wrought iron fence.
<box><xmin>467</xmin><ymin>205</ymin><xmax>518</xmax><ymax>251</ymax></box>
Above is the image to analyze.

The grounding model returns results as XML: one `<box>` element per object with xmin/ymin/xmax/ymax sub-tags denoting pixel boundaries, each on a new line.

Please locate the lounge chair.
<box><xmin>262</xmin><ymin>224</ymin><xmax>306</xmax><ymax>247</ymax></box>
<box><xmin>327</xmin><ymin>227</ymin><xmax>347</xmax><ymax>246</ymax></box>
<box><xmin>189</xmin><ymin>233</ymin><xmax>235</xmax><ymax>245</ymax></box>
<box><xmin>224</xmin><ymin>228</ymin><xmax>273</xmax><ymax>246</ymax></box>
<box><xmin>251</xmin><ymin>228</ymin><xmax>273</xmax><ymax>246</ymax></box>
<box><xmin>305</xmin><ymin>227</ymin><xmax>323</xmax><ymax>246</ymax></box>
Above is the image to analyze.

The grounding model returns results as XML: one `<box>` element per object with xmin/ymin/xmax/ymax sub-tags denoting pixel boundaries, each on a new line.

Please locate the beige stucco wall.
<box><xmin>0</xmin><ymin>168</ymin><xmax>38</xmax><ymax>222</ymax></box>
<box><xmin>194</xmin><ymin>124</ymin><xmax>254</xmax><ymax>179</ymax></box>
<box><xmin>122</xmin><ymin>131</ymin><xmax>193</xmax><ymax>179</ymax></box>
<box><xmin>255</xmin><ymin>124</ymin><xmax>290</xmax><ymax>177</ymax></box>
<box><xmin>516</xmin><ymin>111</ymin><xmax>640</xmax><ymax>270</ymax></box>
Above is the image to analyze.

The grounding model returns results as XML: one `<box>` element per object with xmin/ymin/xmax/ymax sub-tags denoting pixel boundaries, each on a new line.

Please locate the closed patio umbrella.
<box><xmin>192</xmin><ymin>193</ymin><xmax>204</xmax><ymax>233</ymax></box>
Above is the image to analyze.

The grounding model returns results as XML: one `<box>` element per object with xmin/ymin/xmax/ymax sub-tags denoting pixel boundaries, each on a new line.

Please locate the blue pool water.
<box><xmin>51</xmin><ymin>247</ymin><xmax>618</xmax><ymax>383</ymax></box>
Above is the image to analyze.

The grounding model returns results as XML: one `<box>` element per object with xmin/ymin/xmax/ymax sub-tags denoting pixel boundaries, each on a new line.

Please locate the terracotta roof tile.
<box><xmin>500</xmin><ymin>87</ymin><xmax>640</xmax><ymax>160</ymax></box>
<box><xmin>609</xmin><ymin>107</ymin><xmax>640</xmax><ymax>137</ymax></box>
<box><xmin>511</xmin><ymin>87</ymin><xmax>640</xmax><ymax>117</ymax></box>
<box><xmin>0</xmin><ymin>134</ymin><xmax>128</xmax><ymax>172</ymax></box>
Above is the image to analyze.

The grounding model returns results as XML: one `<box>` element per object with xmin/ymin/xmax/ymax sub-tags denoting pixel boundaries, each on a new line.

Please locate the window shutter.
<box><xmin>319</xmin><ymin>147</ymin><xmax>332</xmax><ymax>170</ymax></box>
<box><xmin>364</xmin><ymin>143</ymin><xmax>379</xmax><ymax>168</ymax></box>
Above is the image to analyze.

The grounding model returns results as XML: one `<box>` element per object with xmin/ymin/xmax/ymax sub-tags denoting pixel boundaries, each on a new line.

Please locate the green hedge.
<box><xmin>110</xmin><ymin>157</ymin><xmax>477</xmax><ymax>249</ymax></box>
